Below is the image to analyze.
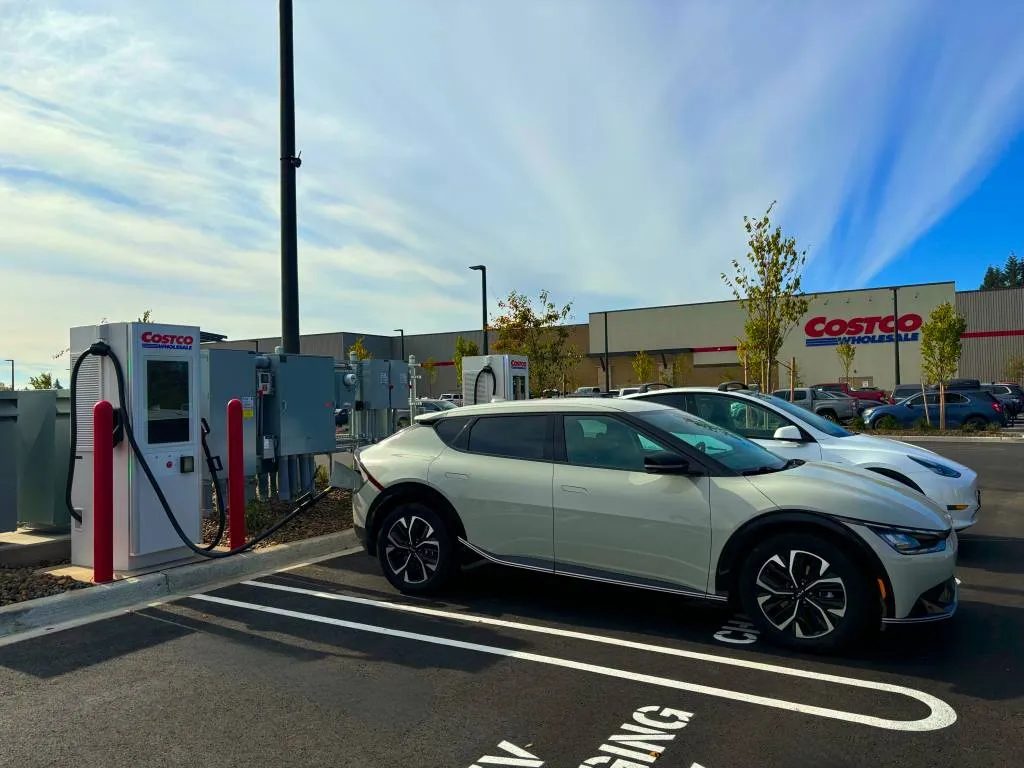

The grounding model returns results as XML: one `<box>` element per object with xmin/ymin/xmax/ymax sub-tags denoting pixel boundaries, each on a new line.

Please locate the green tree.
<box><xmin>836</xmin><ymin>343</ymin><xmax>856</xmax><ymax>383</ymax></box>
<box><xmin>1005</xmin><ymin>354</ymin><xmax>1024</xmax><ymax>384</ymax></box>
<box><xmin>632</xmin><ymin>350</ymin><xmax>655</xmax><ymax>384</ymax></box>
<box><xmin>348</xmin><ymin>336</ymin><xmax>372</xmax><ymax>360</ymax></box>
<box><xmin>555</xmin><ymin>343</ymin><xmax>584</xmax><ymax>393</ymax></box>
<box><xmin>422</xmin><ymin>357</ymin><xmax>438</xmax><ymax>396</ymax></box>
<box><xmin>453</xmin><ymin>336</ymin><xmax>480</xmax><ymax>387</ymax></box>
<box><xmin>668</xmin><ymin>355</ymin><xmax>692</xmax><ymax>386</ymax></box>
<box><xmin>491</xmin><ymin>289</ymin><xmax>575</xmax><ymax>393</ymax></box>
<box><xmin>919</xmin><ymin>302</ymin><xmax>968</xmax><ymax>430</ymax></box>
<box><xmin>28</xmin><ymin>373</ymin><xmax>56</xmax><ymax>390</ymax></box>
<box><xmin>979</xmin><ymin>252</ymin><xmax>1024</xmax><ymax>290</ymax></box>
<box><xmin>722</xmin><ymin>201</ymin><xmax>810</xmax><ymax>392</ymax></box>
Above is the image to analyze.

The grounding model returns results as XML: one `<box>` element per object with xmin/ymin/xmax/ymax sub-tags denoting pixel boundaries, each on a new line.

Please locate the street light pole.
<box><xmin>2</xmin><ymin>359</ymin><xmax>12</xmax><ymax>390</ymax></box>
<box><xmin>279</xmin><ymin>0</ymin><xmax>302</xmax><ymax>354</ymax></box>
<box><xmin>394</xmin><ymin>329</ymin><xmax>405</xmax><ymax>361</ymax></box>
<box><xmin>892</xmin><ymin>287</ymin><xmax>901</xmax><ymax>386</ymax></box>
<box><xmin>470</xmin><ymin>265</ymin><xmax>488</xmax><ymax>354</ymax></box>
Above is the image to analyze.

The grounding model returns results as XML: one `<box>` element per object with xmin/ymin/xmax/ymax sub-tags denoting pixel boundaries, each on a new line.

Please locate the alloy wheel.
<box><xmin>754</xmin><ymin>549</ymin><xmax>848</xmax><ymax>639</ymax></box>
<box><xmin>383</xmin><ymin>515</ymin><xmax>441</xmax><ymax>585</ymax></box>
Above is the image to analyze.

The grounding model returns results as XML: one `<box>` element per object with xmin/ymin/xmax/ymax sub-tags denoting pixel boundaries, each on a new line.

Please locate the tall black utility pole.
<box><xmin>470</xmin><ymin>265</ymin><xmax>488</xmax><ymax>354</ymax></box>
<box><xmin>280</xmin><ymin>0</ymin><xmax>301</xmax><ymax>353</ymax></box>
<box><xmin>603</xmin><ymin>313</ymin><xmax>610</xmax><ymax>393</ymax></box>
<box><xmin>394</xmin><ymin>329</ymin><xmax>405</xmax><ymax>361</ymax></box>
<box><xmin>892</xmin><ymin>287</ymin><xmax>901</xmax><ymax>386</ymax></box>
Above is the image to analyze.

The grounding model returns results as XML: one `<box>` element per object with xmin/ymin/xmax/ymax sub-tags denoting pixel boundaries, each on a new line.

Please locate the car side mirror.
<box><xmin>644</xmin><ymin>451</ymin><xmax>699</xmax><ymax>475</ymax></box>
<box><xmin>772</xmin><ymin>425</ymin><xmax>803</xmax><ymax>441</ymax></box>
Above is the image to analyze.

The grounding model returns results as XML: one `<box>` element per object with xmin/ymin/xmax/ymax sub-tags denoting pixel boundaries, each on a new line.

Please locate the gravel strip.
<box><xmin>202</xmin><ymin>488</ymin><xmax>353</xmax><ymax>551</ymax></box>
<box><xmin>0</xmin><ymin>489</ymin><xmax>353</xmax><ymax>608</ymax></box>
<box><xmin>0</xmin><ymin>561</ymin><xmax>92</xmax><ymax>607</ymax></box>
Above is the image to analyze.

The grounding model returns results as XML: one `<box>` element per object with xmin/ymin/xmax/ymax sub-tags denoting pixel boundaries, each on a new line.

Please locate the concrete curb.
<box><xmin>0</xmin><ymin>529</ymin><xmax>357</xmax><ymax>642</ymax></box>
<box><xmin>894</xmin><ymin>435</ymin><xmax>1024</xmax><ymax>443</ymax></box>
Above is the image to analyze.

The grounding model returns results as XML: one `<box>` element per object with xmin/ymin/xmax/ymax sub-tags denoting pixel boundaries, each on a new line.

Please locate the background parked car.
<box><xmin>984</xmin><ymin>383</ymin><xmax>1023</xmax><ymax>422</ymax></box>
<box><xmin>813</xmin><ymin>382</ymin><xmax>887</xmax><ymax>404</ymax></box>
<box><xmin>861</xmin><ymin>389</ymin><xmax>1006</xmax><ymax>430</ymax></box>
<box><xmin>623</xmin><ymin>385</ymin><xmax>982</xmax><ymax>530</ymax></box>
<box><xmin>771</xmin><ymin>387</ymin><xmax>859</xmax><ymax>422</ymax></box>
<box><xmin>888</xmin><ymin>384</ymin><xmax>924</xmax><ymax>404</ymax></box>
<box><xmin>396</xmin><ymin>398</ymin><xmax>459</xmax><ymax>427</ymax></box>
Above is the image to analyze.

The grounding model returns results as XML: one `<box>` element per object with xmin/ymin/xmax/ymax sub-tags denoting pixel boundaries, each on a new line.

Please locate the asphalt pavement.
<box><xmin>0</xmin><ymin>441</ymin><xmax>1021</xmax><ymax>768</ymax></box>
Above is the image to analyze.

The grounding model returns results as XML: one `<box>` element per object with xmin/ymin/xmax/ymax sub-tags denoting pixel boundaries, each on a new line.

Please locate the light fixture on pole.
<box><xmin>469</xmin><ymin>265</ymin><xmax>488</xmax><ymax>354</ymax></box>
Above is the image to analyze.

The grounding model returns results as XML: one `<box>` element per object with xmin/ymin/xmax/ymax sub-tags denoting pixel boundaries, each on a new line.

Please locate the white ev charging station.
<box><xmin>69</xmin><ymin>322</ymin><xmax>202</xmax><ymax>573</ymax></box>
<box><xmin>461</xmin><ymin>354</ymin><xmax>530</xmax><ymax>405</ymax></box>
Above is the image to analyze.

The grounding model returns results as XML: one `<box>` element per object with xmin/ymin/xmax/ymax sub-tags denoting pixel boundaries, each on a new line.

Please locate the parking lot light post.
<box><xmin>470</xmin><ymin>265</ymin><xmax>488</xmax><ymax>354</ymax></box>
<box><xmin>2</xmin><ymin>359</ymin><xmax>12</xmax><ymax>390</ymax></box>
<box><xmin>394</xmin><ymin>329</ymin><xmax>405</xmax><ymax>361</ymax></box>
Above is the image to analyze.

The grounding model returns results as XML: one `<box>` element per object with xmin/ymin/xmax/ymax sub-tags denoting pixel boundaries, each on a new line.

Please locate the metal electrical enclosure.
<box><xmin>359</xmin><ymin>359</ymin><xmax>409</xmax><ymax>409</ymax></box>
<box><xmin>0</xmin><ymin>393</ymin><xmax>17</xmax><ymax>533</ymax></box>
<box><xmin>201</xmin><ymin>348</ymin><xmax>259</xmax><ymax>477</ymax></box>
<box><xmin>69</xmin><ymin>322</ymin><xmax>202</xmax><ymax>573</ymax></box>
<box><xmin>461</xmin><ymin>355</ymin><xmax>530</xmax><ymax>405</ymax></box>
<box><xmin>262</xmin><ymin>353</ymin><xmax>336</xmax><ymax>456</ymax></box>
<box><xmin>16</xmin><ymin>390</ymin><xmax>71</xmax><ymax>531</ymax></box>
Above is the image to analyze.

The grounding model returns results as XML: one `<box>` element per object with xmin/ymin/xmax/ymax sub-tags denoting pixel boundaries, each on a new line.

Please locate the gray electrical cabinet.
<box><xmin>361</xmin><ymin>360</ymin><xmax>410</xmax><ymax>409</ymax></box>
<box><xmin>0</xmin><ymin>393</ymin><xmax>18</xmax><ymax>533</ymax></box>
<box><xmin>263</xmin><ymin>353</ymin><xmax>336</xmax><ymax>456</ymax></box>
<box><xmin>16</xmin><ymin>390</ymin><xmax>71</xmax><ymax>531</ymax></box>
<box><xmin>201</xmin><ymin>348</ymin><xmax>259</xmax><ymax>477</ymax></box>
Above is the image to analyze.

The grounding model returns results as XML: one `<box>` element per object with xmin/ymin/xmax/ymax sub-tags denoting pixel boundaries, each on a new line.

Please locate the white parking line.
<box><xmin>191</xmin><ymin>590</ymin><xmax>957</xmax><ymax>732</ymax></box>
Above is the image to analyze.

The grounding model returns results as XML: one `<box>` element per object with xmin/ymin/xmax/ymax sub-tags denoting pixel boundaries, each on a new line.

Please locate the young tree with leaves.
<box><xmin>668</xmin><ymin>355</ymin><xmax>691</xmax><ymax>387</ymax></box>
<box><xmin>453</xmin><ymin>336</ymin><xmax>480</xmax><ymax>386</ymax></box>
<box><xmin>632</xmin><ymin>350</ymin><xmax>655</xmax><ymax>385</ymax></box>
<box><xmin>348</xmin><ymin>336</ymin><xmax>372</xmax><ymax>360</ymax></box>
<box><xmin>1005</xmin><ymin>355</ymin><xmax>1024</xmax><ymax>385</ymax></box>
<box><xmin>836</xmin><ymin>343</ymin><xmax>856</xmax><ymax>383</ymax></box>
<box><xmin>722</xmin><ymin>201</ymin><xmax>810</xmax><ymax>392</ymax></box>
<box><xmin>28</xmin><ymin>373</ymin><xmax>57</xmax><ymax>390</ymax></box>
<box><xmin>491</xmin><ymin>289</ymin><xmax>574</xmax><ymax>393</ymax></box>
<box><xmin>422</xmin><ymin>357</ymin><xmax>438</xmax><ymax>396</ymax></box>
<box><xmin>919</xmin><ymin>302</ymin><xmax>968</xmax><ymax>430</ymax></box>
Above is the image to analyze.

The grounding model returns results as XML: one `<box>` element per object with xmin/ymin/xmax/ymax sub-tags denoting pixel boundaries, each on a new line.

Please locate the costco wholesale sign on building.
<box><xmin>205</xmin><ymin>281</ymin><xmax>1024</xmax><ymax>395</ymax></box>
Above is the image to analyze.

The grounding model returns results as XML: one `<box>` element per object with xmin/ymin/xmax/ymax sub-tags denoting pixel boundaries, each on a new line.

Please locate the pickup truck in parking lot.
<box><xmin>771</xmin><ymin>387</ymin><xmax>860</xmax><ymax>422</ymax></box>
<box><xmin>813</xmin><ymin>382</ymin><xmax>887</xmax><ymax>404</ymax></box>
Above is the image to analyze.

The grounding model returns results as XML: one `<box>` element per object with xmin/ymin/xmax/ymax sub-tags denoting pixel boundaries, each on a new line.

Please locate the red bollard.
<box><xmin>93</xmin><ymin>400</ymin><xmax>114</xmax><ymax>583</ymax></box>
<box><xmin>227</xmin><ymin>398</ymin><xmax>246</xmax><ymax>549</ymax></box>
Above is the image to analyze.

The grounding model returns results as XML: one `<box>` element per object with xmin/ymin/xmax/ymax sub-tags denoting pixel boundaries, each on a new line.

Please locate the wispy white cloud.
<box><xmin>2</xmin><ymin>0</ymin><xmax>1024</xmax><ymax>385</ymax></box>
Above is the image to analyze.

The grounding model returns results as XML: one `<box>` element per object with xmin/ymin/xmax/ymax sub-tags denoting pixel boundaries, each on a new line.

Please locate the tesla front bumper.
<box><xmin>911</xmin><ymin>469</ymin><xmax>981</xmax><ymax>531</ymax></box>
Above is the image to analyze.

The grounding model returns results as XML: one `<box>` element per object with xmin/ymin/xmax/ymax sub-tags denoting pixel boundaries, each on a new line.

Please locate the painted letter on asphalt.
<box><xmin>469</xmin><ymin>740</ymin><xmax>544</xmax><ymax>767</ymax></box>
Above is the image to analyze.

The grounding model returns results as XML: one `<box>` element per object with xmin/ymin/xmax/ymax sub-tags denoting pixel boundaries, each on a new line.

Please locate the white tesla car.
<box><xmin>624</xmin><ymin>386</ymin><xmax>980</xmax><ymax>530</ymax></box>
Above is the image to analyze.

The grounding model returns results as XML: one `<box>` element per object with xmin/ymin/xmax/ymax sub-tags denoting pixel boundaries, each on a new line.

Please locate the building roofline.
<box><xmin>590</xmin><ymin>280</ymin><xmax>957</xmax><ymax>317</ymax></box>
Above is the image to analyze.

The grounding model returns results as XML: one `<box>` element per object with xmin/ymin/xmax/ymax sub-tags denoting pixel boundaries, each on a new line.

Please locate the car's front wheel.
<box><xmin>738</xmin><ymin>532</ymin><xmax>877</xmax><ymax>652</ymax></box>
<box><xmin>376</xmin><ymin>502</ymin><xmax>458</xmax><ymax>596</ymax></box>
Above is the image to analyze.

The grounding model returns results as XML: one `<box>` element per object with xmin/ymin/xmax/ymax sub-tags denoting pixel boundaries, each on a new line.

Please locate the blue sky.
<box><xmin>2</xmin><ymin>0</ymin><xmax>1023</xmax><ymax>387</ymax></box>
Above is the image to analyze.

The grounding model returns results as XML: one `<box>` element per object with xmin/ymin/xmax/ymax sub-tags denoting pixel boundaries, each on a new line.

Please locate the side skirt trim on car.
<box><xmin>458</xmin><ymin>537</ymin><xmax>727</xmax><ymax>603</ymax></box>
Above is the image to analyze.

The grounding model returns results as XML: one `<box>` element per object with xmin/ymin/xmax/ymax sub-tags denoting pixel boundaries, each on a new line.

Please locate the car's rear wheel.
<box><xmin>376</xmin><ymin>502</ymin><xmax>458</xmax><ymax>596</ymax></box>
<box><xmin>819</xmin><ymin>410</ymin><xmax>838</xmax><ymax>422</ymax></box>
<box><xmin>738</xmin><ymin>532</ymin><xmax>876</xmax><ymax>652</ymax></box>
<box><xmin>963</xmin><ymin>416</ymin><xmax>987</xmax><ymax>430</ymax></box>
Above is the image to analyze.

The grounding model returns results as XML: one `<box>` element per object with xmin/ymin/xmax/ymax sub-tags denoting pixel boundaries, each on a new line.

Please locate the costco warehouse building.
<box><xmin>205</xmin><ymin>281</ymin><xmax>1024</xmax><ymax>395</ymax></box>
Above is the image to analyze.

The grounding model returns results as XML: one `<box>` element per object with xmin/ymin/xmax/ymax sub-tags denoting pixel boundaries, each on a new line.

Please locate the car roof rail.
<box><xmin>718</xmin><ymin>380</ymin><xmax>752</xmax><ymax>391</ymax></box>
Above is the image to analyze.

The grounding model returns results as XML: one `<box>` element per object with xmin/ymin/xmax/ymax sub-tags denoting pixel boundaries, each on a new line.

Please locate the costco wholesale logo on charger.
<box><xmin>804</xmin><ymin>313</ymin><xmax>922</xmax><ymax>347</ymax></box>
<box><xmin>140</xmin><ymin>331</ymin><xmax>195</xmax><ymax>350</ymax></box>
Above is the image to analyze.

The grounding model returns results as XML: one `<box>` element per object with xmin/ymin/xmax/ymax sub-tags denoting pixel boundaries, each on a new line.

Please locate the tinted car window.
<box><xmin>563</xmin><ymin>415</ymin><xmax>668</xmax><ymax>471</ymax></box>
<box><xmin>433</xmin><ymin>416</ymin><xmax>471</xmax><ymax>446</ymax></box>
<box><xmin>642</xmin><ymin>392</ymin><xmax>690</xmax><ymax>411</ymax></box>
<box><xmin>696</xmin><ymin>394</ymin><xmax>791</xmax><ymax>439</ymax></box>
<box><xmin>467</xmin><ymin>415</ymin><xmax>548</xmax><ymax>460</ymax></box>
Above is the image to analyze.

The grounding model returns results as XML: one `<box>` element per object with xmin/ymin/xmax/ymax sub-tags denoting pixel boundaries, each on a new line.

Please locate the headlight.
<box><xmin>862</xmin><ymin>408</ymin><xmax>875</xmax><ymax>418</ymax></box>
<box><xmin>870</xmin><ymin>526</ymin><xmax>948</xmax><ymax>555</ymax></box>
<box><xmin>907</xmin><ymin>455</ymin><xmax>961</xmax><ymax>478</ymax></box>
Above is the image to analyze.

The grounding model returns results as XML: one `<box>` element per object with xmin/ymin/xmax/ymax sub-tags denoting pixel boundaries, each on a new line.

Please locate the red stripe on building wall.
<box><xmin>962</xmin><ymin>329</ymin><xmax>1024</xmax><ymax>339</ymax></box>
<box><xmin>692</xmin><ymin>345</ymin><xmax>738</xmax><ymax>353</ymax></box>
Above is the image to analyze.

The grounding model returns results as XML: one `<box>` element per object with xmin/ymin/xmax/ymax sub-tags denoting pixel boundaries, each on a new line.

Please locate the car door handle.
<box><xmin>560</xmin><ymin>485</ymin><xmax>588</xmax><ymax>494</ymax></box>
<box><xmin>445</xmin><ymin>472</ymin><xmax>469</xmax><ymax>480</ymax></box>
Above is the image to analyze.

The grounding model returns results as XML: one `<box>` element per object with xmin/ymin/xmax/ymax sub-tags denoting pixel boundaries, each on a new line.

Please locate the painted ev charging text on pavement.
<box><xmin>468</xmin><ymin>741</ymin><xmax>544</xmax><ymax>767</ymax></box>
<box><xmin>579</xmin><ymin>705</ymin><xmax>693</xmax><ymax>767</ymax></box>
<box><xmin>713</xmin><ymin>616</ymin><xmax>760</xmax><ymax>645</ymax></box>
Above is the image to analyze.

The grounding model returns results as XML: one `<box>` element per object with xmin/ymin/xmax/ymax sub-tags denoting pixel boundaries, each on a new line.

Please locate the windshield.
<box><xmin>635</xmin><ymin>407</ymin><xmax>789</xmax><ymax>474</ymax></box>
<box><xmin>750</xmin><ymin>392</ymin><xmax>854</xmax><ymax>438</ymax></box>
<box><xmin>433</xmin><ymin>400</ymin><xmax>458</xmax><ymax>410</ymax></box>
